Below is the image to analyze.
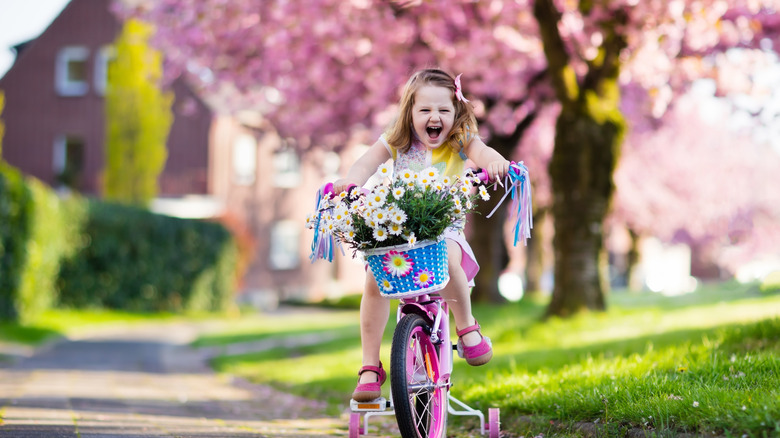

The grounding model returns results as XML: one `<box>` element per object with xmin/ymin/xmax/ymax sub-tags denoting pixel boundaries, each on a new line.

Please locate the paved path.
<box><xmin>0</xmin><ymin>320</ymin><xmax>395</xmax><ymax>437</ymax></box>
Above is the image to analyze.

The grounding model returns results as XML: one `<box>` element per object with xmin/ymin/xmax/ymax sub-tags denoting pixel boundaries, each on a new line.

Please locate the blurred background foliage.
<box><xmin>0</xmin><ymin>163</ymin><xmax>239</xmax><ymax>323</ymax></box>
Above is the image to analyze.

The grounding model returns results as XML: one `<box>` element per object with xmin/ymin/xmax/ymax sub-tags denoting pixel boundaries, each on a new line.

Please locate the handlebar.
<box><xmin>322</xmin><ymin>182</ymin><xmax>357</xmax><ymax>198</ymax></box>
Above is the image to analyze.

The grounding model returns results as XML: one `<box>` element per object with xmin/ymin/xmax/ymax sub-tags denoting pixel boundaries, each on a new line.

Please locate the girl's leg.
<box><xmin>359</xmin><ymin>270</ymin><xmax>390</xmax><ymax>384</ymax></box>
<box><xmin>440</xmin><ymin>239</ymin><xmax>482</xmax><ymax>348</ymax></box>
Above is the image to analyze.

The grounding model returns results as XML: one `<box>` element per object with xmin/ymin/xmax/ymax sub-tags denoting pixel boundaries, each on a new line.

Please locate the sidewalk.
<box><xmin>0</xmin><ymin>319</ymin><xmax>354</xmax><ymax>437</ymax></box>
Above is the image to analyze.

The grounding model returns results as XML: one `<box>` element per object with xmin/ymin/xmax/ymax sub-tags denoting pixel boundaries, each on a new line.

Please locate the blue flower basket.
<box><xmin>363</xmin><ymin>237</ymin><xmax>450</xmax><ymax>299</ymax></box>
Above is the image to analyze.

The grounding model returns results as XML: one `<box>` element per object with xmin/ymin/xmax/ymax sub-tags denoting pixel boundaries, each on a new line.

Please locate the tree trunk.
<box><xmin>533</xmin><ymin>0</ymin><xmax>628</xmax><ymax>318</ymax></box>
<box><xmin>626</xmin><ymin>227</ymin><xmax>643</xmax><ymax>292</ymax></box>
<box><xmin>470</xmin><ymin>199</ymin><xmax>508</xmax><ymax>302</ymax></box>
<box><xmin>545</xmin><ymin>107</ymin><xmax>623</xmax><ymax>317</ymax></box>
<box><xmin>523</xmin><ymin>206</ymin><xmax>546</xmax><ymax>297</ymax></box>
<box><xmin>469</xmin><ymin>135</ymin><xmax>516</xmax><ymax>303</ymax></box>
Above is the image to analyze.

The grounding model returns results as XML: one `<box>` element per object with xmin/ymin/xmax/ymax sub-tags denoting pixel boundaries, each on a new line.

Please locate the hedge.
<box><xmin>0</xmin><ymin>163</ymin><xmax>239</xmax><ymax>322</ymax></box>
<box><xmin>57</xmin><ymin>200</ymin><xmax>238</xmax><ymax>312</ymax></box>
<box><xmin>0</xmin><ymin>163</ymin><xmax>33</xmax><ymax>321</ymax></box>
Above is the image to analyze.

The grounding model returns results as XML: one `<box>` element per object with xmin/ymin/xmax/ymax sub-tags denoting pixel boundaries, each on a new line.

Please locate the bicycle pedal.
<box><xmin>350</xmin><ymin>397</ymin><xmax>391</xmax><ymax>412</ymax></box>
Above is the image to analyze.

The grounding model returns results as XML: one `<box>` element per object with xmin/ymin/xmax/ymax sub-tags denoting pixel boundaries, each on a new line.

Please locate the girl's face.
<box><xmin>411</xmin><ymin>85</ymin><xmax>455</xmax><ymax>150</ymax></box>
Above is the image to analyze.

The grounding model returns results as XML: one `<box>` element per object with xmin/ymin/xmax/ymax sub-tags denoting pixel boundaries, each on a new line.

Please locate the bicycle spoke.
<box><xmin>392</xmin><ymin>314</ymin><xmax>448</xmax><ymax>438</ymax></box>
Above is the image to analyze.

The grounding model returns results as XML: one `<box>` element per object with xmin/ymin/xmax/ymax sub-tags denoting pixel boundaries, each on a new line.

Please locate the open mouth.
<box><xmin>426</xmin><ymin>126</ymin><xmax>442</xmax><ymax>140</ymax></box>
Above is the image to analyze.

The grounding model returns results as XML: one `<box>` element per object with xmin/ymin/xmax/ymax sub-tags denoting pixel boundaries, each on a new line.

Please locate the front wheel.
<box><xmin>391</xmin><ymin>314</ymin><xmax>448</xmax><ymax>438</ymax></box>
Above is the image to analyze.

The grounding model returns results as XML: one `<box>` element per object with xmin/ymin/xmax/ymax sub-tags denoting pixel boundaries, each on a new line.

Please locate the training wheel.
<box><xmin>349</xmin><ymin>412</ymin><xmax>362</xmax><ymax>437</ymax></box>
<box><xmin>488</xmin><ymin>407</ymin><xmax>500</xmax><ymax>438</ymax></box>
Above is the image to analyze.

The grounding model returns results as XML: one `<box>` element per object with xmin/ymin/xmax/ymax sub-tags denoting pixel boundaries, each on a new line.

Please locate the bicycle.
<box><xmin>311</xmin><ymin>163</ymin><xmax>532</xmax><ymax>438</ymax></box>
<box><xmin>348</xmin><ymin>292</ymin><xmax>501</xmax><ymax>438</ymax></box>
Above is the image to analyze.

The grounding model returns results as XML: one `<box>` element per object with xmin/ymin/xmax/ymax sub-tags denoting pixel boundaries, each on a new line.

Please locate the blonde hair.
<box><xmin>386</xmin><ymin>69</ymin><xmax>478</xmax><ymax>155</ymax></box>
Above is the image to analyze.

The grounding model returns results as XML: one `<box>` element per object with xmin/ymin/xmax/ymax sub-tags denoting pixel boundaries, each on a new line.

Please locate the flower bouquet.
<box><xmin>307</xmin><ymin>164</ymin><xmax>491</xmax><ymax>297</ymax></box>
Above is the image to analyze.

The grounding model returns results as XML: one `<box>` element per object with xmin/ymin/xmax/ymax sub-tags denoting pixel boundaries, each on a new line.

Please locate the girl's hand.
<box><xmin>332</xmin><ymin>179</ymin><xmax>358</xmax><ymax>196</ymax></box>
<box><xmin>485</xmin><ymin>160</ymin><xmax>511</xmax><ymax>182</ymax></box>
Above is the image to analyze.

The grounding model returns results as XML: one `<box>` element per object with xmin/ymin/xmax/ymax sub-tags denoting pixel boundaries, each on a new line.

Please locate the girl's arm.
<box><xmin>463</xmin><ymin>136</ymin><xmax>510</xmax><ymax>181</ymax></box>
<box><xmin>333</xmin><ymin>139</ymin><xmax>392</xmax><ymax>193</ymax></box>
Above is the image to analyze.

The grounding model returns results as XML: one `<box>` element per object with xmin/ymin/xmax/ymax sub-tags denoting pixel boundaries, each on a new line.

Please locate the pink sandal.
<box><xmin>351</xmin><ymin>362</ymin><xmax>387</xmax><ymax>402</ymax></box>
<box><xmin>456</xmin><ymin>321</ymin><xmax>493</xmax><ymax>366</ymax></box>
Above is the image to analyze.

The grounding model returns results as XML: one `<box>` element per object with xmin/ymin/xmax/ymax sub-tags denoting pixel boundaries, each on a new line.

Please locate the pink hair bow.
<box><xmin>454</xmin><ymin>73</ymin><xmax>469</xmax><ymax>103</ymax></box>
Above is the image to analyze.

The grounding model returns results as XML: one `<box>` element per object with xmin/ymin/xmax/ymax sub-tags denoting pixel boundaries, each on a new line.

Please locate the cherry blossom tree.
<box><xmin>613</xmin><ymin>87</ymin><xmax>780</xmax><ymax>289</ymax></box>
<box><xmin>120</xmin><ymin>0</ymin><xmax>780</xmax><ymax>316</ymax></box>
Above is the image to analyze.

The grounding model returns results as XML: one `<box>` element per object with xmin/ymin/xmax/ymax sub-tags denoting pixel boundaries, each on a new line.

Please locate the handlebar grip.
<box><xmin>322</xmin><ymin>182</ymin><xmax>335</xmax><ymax>197</ymax></box>
<box><xmin>474</xmin><ymin>162</ymin><xmax>518</xmax><ymax>183</ymax></box>
<box><xmin>322</xmin><ymin>182</ymin><xmax>358</xmax><ymax>199</ymax></box>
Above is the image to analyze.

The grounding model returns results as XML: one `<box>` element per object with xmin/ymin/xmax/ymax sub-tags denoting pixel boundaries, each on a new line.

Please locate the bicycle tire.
<box><xmin>391</xmin><ymin>313</ymin><xmax>448</xmax><ymax>438</ymax></box>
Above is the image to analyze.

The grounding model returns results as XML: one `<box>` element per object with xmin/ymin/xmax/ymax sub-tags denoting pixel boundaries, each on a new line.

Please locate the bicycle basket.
<box><xmin>363</xmin><ymin>237</ymin><xmax>450</xmax><ymax>298</ymax></box>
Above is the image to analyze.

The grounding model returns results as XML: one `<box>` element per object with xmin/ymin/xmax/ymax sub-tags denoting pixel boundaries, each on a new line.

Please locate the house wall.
<box><xmin>0</xmin><ymin>0</ymin><xmax>211</xmax><ymax>197</ymax></box>
<box><xmin>208</xmin><ymin>116</ymin><xmax>367</xmax><ymax>304</ymax></box>
<box><xmin>160</xmin><ymin>80</ymin><xmax>212</xmax><ymax>195</ymax></box>
<box><xmin>0</xmin><ymin>0</ymin><xmax>120</xmax><ymax>193</ymax></box>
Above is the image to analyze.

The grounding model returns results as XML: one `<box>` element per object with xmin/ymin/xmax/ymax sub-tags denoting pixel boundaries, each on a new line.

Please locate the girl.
<box><xmin>332</xmin><ymin>68</ymin><xmax>510</xmax><ymax>402</ymax></box>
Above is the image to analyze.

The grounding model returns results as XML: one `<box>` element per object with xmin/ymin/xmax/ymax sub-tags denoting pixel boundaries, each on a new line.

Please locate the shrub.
<box><xmin>0</xmin><ymin>164</ymin><xmax>84</xmax><ymax>323</ymax></box>
<box><xmin>0</xmin><ymin>163</ymin><xmax>33</xmax><ymax>321</ymax></box>
<box><xmin>57</xmin><ymin>200</ymin><xmax>239</xmax><ymax>313</ymax></box>
<box><xmin>1</xmin><ymin>162</ymin><xmax>239</xmax><ymax>320</ymax></box>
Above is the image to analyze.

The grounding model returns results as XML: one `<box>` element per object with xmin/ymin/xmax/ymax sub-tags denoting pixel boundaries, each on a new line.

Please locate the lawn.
<box><xmin>0</xmin><ymin>308</ymin><xmax>207</xmax><ymax>348</ymax></box>
<box><xmin>206</xmin><ymin>281</ymin><xmax>780</xmax><ymax>437</ymax></box>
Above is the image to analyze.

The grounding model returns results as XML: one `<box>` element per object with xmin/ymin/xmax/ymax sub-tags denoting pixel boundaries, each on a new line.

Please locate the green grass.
<box><xmin>0</xmin><ymin>308</ymin><xmax>207</xmax><ymax>347</ymax></box>
<box><xmin>207</xmin><ymin>282</ymin><xmax>780</xmax><ymax>437</ymax></box>
<box><xmin>191</xmin><ymin>309</ymin><xmax>359</xmax><ymax>347</ymax></box>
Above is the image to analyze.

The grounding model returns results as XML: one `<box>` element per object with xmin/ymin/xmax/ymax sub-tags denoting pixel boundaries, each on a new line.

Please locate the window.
<box><xmin>273</xmin><ymin>147</ymin><xmax>301</xmax><ymax>188</ymax></box>
<box><xmin>269</xmin><ymin>220</ymin><xmax>300</xmax><ymax>270</ymax></box>
<box><xmin>94</xmin><ymin>45</ymin><xmax>115</xmax><ymax>95</ymax></box>
<box><xmin>232</xmin><ymin>133</ymin><xmax>258</xmax><ymax>185</ymax></box>
<box><xmin>56</xmin><ymin>46</ymin><xmax>89</xmax><ymax>96</ymax></box>
<box><xmin>53</xmin><ymin>136</ymin><xmax>85</xmax><ymax>189</ymax></box>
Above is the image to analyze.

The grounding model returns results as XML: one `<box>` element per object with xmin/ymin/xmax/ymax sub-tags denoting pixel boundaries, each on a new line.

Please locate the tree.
<box><xmin>126</xmin><ymin>0</ymin><xmax>780</xmax><ymax>314</ymax></box>
<box><xmin>104</xmin><ymin>18</ymin><xmax>173</xmax><ymax>207</ymax></box>
<box><xmin>612</xmin><ymin>90</ymin><xmax>780</xmax><ymax>288</ymax></box>
<box><xmin>527</xmin><ymin>0</ymin><xmax>780</xmax><ymax>316</ymax></box>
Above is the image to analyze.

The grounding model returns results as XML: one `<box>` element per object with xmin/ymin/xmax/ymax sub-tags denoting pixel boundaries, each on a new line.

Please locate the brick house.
<box><xmin>0</xmin><ymin>0</ymin><xmax>366</xmax><ymax>306</ymax></box>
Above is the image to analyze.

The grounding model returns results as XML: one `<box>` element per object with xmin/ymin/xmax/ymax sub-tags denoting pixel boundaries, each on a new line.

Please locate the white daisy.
<box><xmin>373</xmin><ymin>226</ymin><xmax>389</xmax><ymax>241</ymax></box>
<box><xmin>373</xmin><ymin>209</ymin><xmax>390</xmax><ymax>224</ymax></box>
<box><xmin>377</xmin><ymin>163</ymin><xmax>393</xmax><ymax>178</ymax></box>
<box><xmin>388</xmin><ymin>222</ymin><xmax>404</xmax><ymax>235</ymax></box>
<box><xmin>390</xmin><ymin>209</ymin><xmax>407</xmax><ymax>224</ymax></box>
<box><xmin>392</xmin><ymin>186</ymin><xmax>405</xmax><ymax>199</ymax></box>
<box><xmin>318</xmin><ymin>198</ymin><xmax>331</xmax><ymax>210</ymax></box>
<box><xmin>407</xmin><ymin>232</ymin><xmax>417</xmax><ymax>247</ymax></box>
<box><xmin>367</xmin><ymin>192</ymin><xmax>387</xmax><ymax>208</ymax></box>
<box><xmin>399</xmin><ymin>169</ymin><xmax>415</xmax><ymax>182</ymax></box>
<box><xmin>421</xmin><ymin>166</ymin><xmax>439</xmax><ymax>181</ymax></box>
<box><xmin>479</xmin><ymin>186</ymin><xmax>490</xmax><ymax>201</ymax></box>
